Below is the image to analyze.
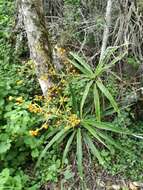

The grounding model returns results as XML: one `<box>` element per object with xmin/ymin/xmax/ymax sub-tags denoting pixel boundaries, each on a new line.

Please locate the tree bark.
<box><xmin>21</xmin><ymin>0</ymin><xmax>53</xmax><ymax>96</ymax></box>
<box><xmin>99</xmin><ymin>0</ymin><xmax>112</xmax><ymax>61</ymax></box>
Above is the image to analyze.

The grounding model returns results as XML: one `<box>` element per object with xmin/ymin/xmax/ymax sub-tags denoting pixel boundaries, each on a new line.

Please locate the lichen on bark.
<box><xmin>21</xmin><ymin>0</ymin><xmax>53</xmax><ymax>96</ymax></box>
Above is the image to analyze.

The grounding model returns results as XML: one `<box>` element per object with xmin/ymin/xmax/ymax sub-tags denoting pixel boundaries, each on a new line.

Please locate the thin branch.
<box><xmin>99</xmin><ymin>0</ymin><xmax>112</xmax><ymax>61</ymax></box>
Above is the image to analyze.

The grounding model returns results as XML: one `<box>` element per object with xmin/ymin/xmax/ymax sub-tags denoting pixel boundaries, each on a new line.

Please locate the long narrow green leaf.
<box><xmin>95</xmin><ymin>47</ymin><xmax>118</xmax><ymax>76</ymax></box>
<box><xmin>69</xmin><ymin>83</ymin><xmax>78</xmax><ymax>114</ymax></box>
<box><xmin>80</xmin><ymin>80</ymin><xmax>93</xmax><ymax>118</ymax></box>
<box><xmin>93</xmin><ymin>83</ymin><xmax>101</xmax><ymax>121</ymax></box>
<box><xmin>62</xmin><ymin>131</ymin><xmax>76</xmax><ymax>166</ymax></box>
<box><xmin>103</xmin><ymin>51</ymin><xmax>127</xmax><ymax>71</ymax></box>
<box><xmin>84</xmin><ymin>133</ymin><xmax>104</xmax><ymax>165</ymax></box>
<box><xmin>57</xmin><ymin>129</ymin><xmax>72</xmax><ymax>144</ymax></box>
<box><xmin>98</xmin><ymin>131</ymin><xmax>123</xmax><ymax>150</ymax></box>
<box><xmin>100</xmin><ymin>46</ymin><xmax>120</xmax><ymax>65</ymax></box>
<box><xmin>45</xmin><ymin>128</ymin><xmax>60</xmax><ymax>141</ymax></box>
<box><xmin>96</xmin><ymin>79</ymin><xmax>119</xmax><ymax>113</ymax></box>
<box><xmin>70</xmin><ymin>52</ymin><xmax>93</xmax><ymax>75</ymax></box>
<box><xmin>83</xmin><ymin>120</ymin><xmax>132</xmax><ymax>135</ymax></box>
<box><xmin>94</xmin><ymin>62</ymin><xmax>105</xmax><ymax>77</ymax></box>
<box><xmin>35</xmin><ymin>128</ymin><xmax>69</xmax><ymax>170</ymax></box>
<box><xmin>95</xmin><ymin>45</ymin><xmax>128</xmax><ymax>77</ymax></box>
<box><xmin>77</xmin><ymin>128</ymin><xmax>83</xmax><ymax>179</ymax></box>
<box><xmin>83</xmin><ymin>123</ymin><xmax>106</xmax><ymax>147</ymax></box>
<box><xmin>98</xmin><ymin>131</ymin><xmax>132</xmax><ymax>154</ymax></box>
<box><xmin>83</xmin><ymin>123</ymin><xmax>114</xmax><ymax>153</ymax></box>
<box><xmin>68</xmin><ymin>58</ymin><xmax>90</xmax><ymax>76</ymax></box>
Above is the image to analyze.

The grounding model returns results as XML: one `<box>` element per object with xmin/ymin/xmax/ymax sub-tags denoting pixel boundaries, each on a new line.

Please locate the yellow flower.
<box><xmin>8</xmin><ymin>96</ymin><xmax>13</xmax><ymax>101</ymax></box>
<box><xmin>28</xmin><ymin>103</ymin><xmax>42</xmax><ymax>113</ymax></box>
<box><xmin>68</xmin><ymin>114</ymin><xmax>80</xmax><ymax>127</ymax></box>
<box><xmin>34</xmin><ymin>95</ymin><xmax>43</xmax><ymax>101</ymax></box>
<box><xmin>63</xmin><ymin>60</ymin><xmax>69</xmax><ymax>65</ymax></box>
<box><xmin>16</xmin><ymin>97</ymin><xmax>23</xmax><ymax>104</ymax></box>
<box><xmin>16</xmin><ymin>80</ymin><xmax>23</xmax><ymax>85</ymax></box>
<box><xmin>49</xmin><ymin>68</ymin><xmax>56</xmax><ymax>75</ymax></box>
<box><xmin>61</xmin><ymin>79</ymin><xmax>67</xmax><ymax>84</ymax></box>
<box><xmin>59</xmin><ymin>97</ymin><xmax>68</xmax><ymax>104</ymax></box>
<box><xmin>42</xmin><ymin>123</ymin><xmax>48</xmax><ymax>129</ymax></box>
<box><xmin>29</xmin><ymin>130</ymin><xmax>39</xmax><ymax>136</ymax></box>
<box><xmin>56</xmin><ymin>120</ymin><xmax>61</xmax><ymax>126</ymax></box>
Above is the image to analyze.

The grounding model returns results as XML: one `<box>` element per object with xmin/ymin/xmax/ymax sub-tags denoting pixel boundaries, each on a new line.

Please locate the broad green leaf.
<box><xmin>35</xmin><ymin>128</ymin><xmax>70</xmax><ymax>169</ymax></box>
<box><xmin>80</xmin><ymin>80</ymin><xmax>93</xmax><ymax>118</ymax></box>
<box><xmin>0</xmin><ymin>168</ymin><xmax>10</xmax><ymax>186</ymax></box>
<box><xmin>70</xmin><ymin>52</ymin><xmax>93</xmax><ymax>75</ymax></box>
<box><xmin>77</xmin><ymin>128</ymin><xmax>83</xmax><ymax>179</ymax></box>
<box><xmin>62</xmin><ymin>131</ymin><xmax>76</xmax><ymax>165</ymax></box>
<box><xmin>93</xmin><ymin>83</ymin><xmax>101</xmax><ymax>121</ymax></box>
<box><xmin>0</xmin><ymin>141</ymin><xmax>11</xmax><ymax>154</ymax></box>
<box><xmin>96</xmin><ymin>79</ymin><xmax>119</xmax><ymax>113</ymax></box>
<box><xmin>84</xmin><ymin>133</ymin><xmax>104</xmax><ymax>165</ymax></box>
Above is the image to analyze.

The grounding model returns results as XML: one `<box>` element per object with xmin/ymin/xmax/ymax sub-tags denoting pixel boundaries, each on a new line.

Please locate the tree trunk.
<box><xmin>99</xmin><ymin>0</ymin><xmax>112</xmax><ymax>61</ymax></box>
<box><xmin>21</xmin><ymin>0</ymin><xmax>53</xmax><ymax>96</ymax></box>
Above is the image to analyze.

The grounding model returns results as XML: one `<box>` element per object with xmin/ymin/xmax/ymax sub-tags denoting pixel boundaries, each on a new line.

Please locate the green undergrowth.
<box><xmin>0</xmin><ymin>1</ymin><xmax>143</xmax><ymax>190</ymax></box>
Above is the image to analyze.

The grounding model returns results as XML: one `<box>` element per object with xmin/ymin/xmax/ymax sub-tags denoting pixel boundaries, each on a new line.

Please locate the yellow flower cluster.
<box><xmin>28</xmin><ymin>103</ymin><xmax>42</xmax><ymax>113</ymax></box>
<box><xmin>49</xmin><ymin>68</ymin><xmax>56</xmax><ymax>75</ymax></box>
<box><xmin>55</xmin><ymin>45</ymin><xmax>66</xmax><ymax>57</ymax></box>
<box><xmin>59</xmin><ymin>96</ymin><xmax>68</xmax><ymax>104</ymax></box>
<box><xmin>68</xmin><ymin>114</ymin><xmax>80</xmax><ymax>128</ymax></box>
<box><xmin>60</xmin><ymin>79</ymin><xmax>67</xmax><ymax>85</ymax></box>
<box><xmin>8</xmin><ymin>96</ymin><xmax>24</xmax><ymax>105</ymax></box>
<box><xmin>29</xmin><ymin>129</ymin><xmax>39</xmax><ymax>137</ymax></box>
<box><xmin>29</xmin><ymin>123</ymin><xmax>48</xmax><ymax>137</ymax></box>
<box><xmin>8</xmin><ymin>96</ymin><xmax>13</xmax><ymax>101</ymax></box>
<box><xmin>47</xmin><ymin>85</ymin><xmax>61</xmax><ymax>98</ymax></box>
<box><xmin>34</xmin><ymin>95</ymin><xmax>43</xmax><ymax>101</ymax></box>
<box><xmin>41</xmin><ymin>123</ymin><xmax>48</xmax><ymax>129</ymax></box>
<box><xmin>16</xmin><ymin>97</ymin><xmax>23</xmax><ymax>104</ymax></box>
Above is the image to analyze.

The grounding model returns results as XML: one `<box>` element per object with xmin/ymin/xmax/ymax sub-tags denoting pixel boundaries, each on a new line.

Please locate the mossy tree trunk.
<box><xmin>21</xmin><ymin>0</ymin><xmax>53</xmax><ymax>96</ymax></box>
